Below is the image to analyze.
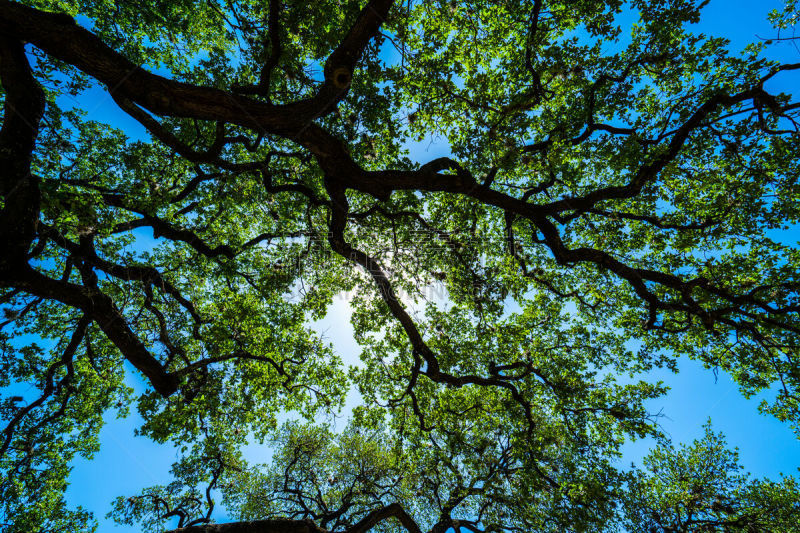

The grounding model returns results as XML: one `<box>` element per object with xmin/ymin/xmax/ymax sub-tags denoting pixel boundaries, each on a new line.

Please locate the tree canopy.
<box><xmin>1</xmin><ymin>0</ymin><xmax>800</xmax><ymax>531</ymax></box>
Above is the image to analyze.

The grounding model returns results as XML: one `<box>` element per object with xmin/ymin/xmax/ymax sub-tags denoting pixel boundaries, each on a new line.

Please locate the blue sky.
<box><xmin>21</xmin><ymin>0</ymin><xmax>800</xmax><ymax>530</ymax></box>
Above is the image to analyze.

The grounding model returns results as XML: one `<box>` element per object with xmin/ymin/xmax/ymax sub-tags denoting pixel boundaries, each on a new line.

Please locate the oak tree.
<box><xmin>1</xmin><ymin>0</ymin><xmax>800</xmax><ymax>531</ymax></box>
<box><xmin>623</xmin><ymin>422</ymin><xmax>800</xmax><ymax>532</ymax></box>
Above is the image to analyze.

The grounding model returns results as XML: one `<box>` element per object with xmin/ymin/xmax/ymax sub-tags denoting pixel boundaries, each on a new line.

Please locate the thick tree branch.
<box><xmin>0</xmin><ymin>35</ymin><xmax>45</xmax><ymax>270</ymax></box>
<box><xmin>7</xmin><ymin>265</ymin><xmax>179</xmax><ymax>396</ymax></box>
<box><xmin>0</xmin><ymin>0</ymin><xmax>392</xmax><ymax>132</ymax></box>
<box><xmin>346</xmin><ymin>503</ymin><xmax>423</xmax><ymax>533</ymax></box>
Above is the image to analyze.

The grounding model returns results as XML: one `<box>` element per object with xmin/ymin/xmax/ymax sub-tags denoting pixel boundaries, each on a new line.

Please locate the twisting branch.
<box><xmin>7</xmin><ymin>265</ymin><xmax>180</xmax><ymax>396</ymax></box>
<box><xmin>41</xmin><ymin>224</ymin><xmax>204</xmax><ymax>324</ymax></box>
<box><xmin>535</xmin><ymin>86</ymin><xmax>798</xmax><ymax>216</ymax></box>
<box><xmin>0</xmin><ymin>316</ymin><xmax>89</xmax><ymax>458</ymax></box>
<box><xmin>243</xmin><ymin>0</ymin><xmax>284</xmax><ymax>98</ymax></box>
<box><xmin>112</xmin><ymin>96</ymin><xmax>267</xmax><ymax>171</ymax></box>
<box><xmin>346</xmin><ymin>503</ymin><xmax>423</xmax><ymax>533</ymax></box>
<box><xmin>325</xmin><ymin>183</ymin><xmax>540</xmax><ymax>441</ymax></box>
<box><xmin>0</xmin><ymin>0</ymin><xmax>393</xmax><ymax>130</ymax></box>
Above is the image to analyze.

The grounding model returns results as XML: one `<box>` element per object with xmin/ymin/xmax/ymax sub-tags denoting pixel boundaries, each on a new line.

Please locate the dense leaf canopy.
<box><xmin>1</xmin><ymin>0</ymin><xmax>800</xmax><ymax>531</ymax></box>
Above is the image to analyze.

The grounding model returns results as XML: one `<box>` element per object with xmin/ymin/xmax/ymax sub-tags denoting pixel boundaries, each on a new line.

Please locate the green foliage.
<box><xmin>1</xmin><ymin>0</ymin><xmax>800</xmax><ymax>531</ymax></box>
<box><xmin>623</xmin><ymin>422</ymin><xmax>800</xmax><ymax>531</ymax></box>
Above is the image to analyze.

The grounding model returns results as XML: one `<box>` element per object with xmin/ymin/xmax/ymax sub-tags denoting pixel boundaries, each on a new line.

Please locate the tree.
<box><xmin>623</xmin><ymin>422</ymin><xmax>800</xmax><ymax>532</ymax></box>
<box><xmin>1</xmin><ymin>0</ymin><xmax>799</xmax><ymax>531</ymax></box>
